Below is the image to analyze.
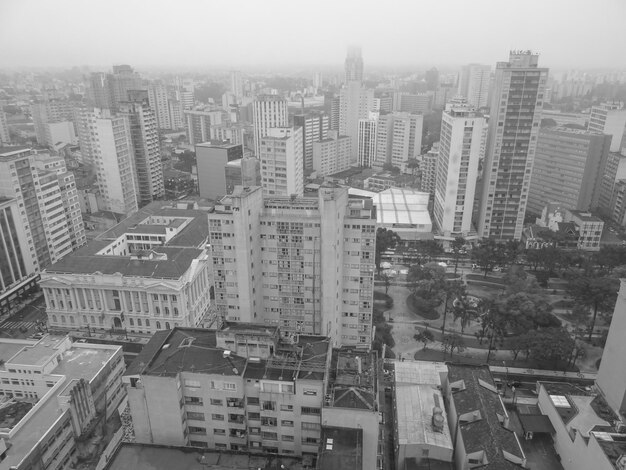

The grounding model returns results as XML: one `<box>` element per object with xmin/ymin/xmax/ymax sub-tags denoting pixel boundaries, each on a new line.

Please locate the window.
<box><xmin>301</xmin><ymin>422</ymin><xmax>320</xmax><ymax>431</ymax></box>
<box><xmin>247</xmin><ymin>397</ymin><xmax>260</xmax><ymax>405</ymax></box>
<box><xmin>129</xmin><ymin>318</ymin><xmax>134</xmax><ymax>326</ymax></box>
<box><xmin>248</xmin><ymin>412</ymin><xmax>261</xmax><ymax>420</ymax></box>
<box><xmin>281</xmin><ymin>420</ymin><xmax>294</xmax><ymax>427</ymax></box>
<box><xmin>280</xmin><ymin>404</ymin><xmax>293</xmax><ymax>412</ymax></box>
<box><xmin>189</xmin><ymin>440</ymin><xmax>208</xmax><ymax>448</ymax></box>
<box><xmin>249</xmin><ymin>427</ymin><xmax>261</xmax><ymax>435</ymax></box>
<box><xmin>223</xmin><ymin>382</ymin><xmax>236</xmax><ymax>391</ymax></box>
<box><xmin>302</xmin><ymin>388</ymin><xmax>317</xmax><ymax>396</ymax></box>
<box><xmin>186</xmin><ymin>412</ymin><xmax>205</xmax><ymax>421</ymax></box>
<box><xmin>261</xmin><ymin>432</ymin><xmax>278</xmax><ymax>440</ymax></box>
<box><xmin>282</xmin><ymin>435</ymin><xmax>294</xmax><ymax>442</ymax></box>
<box><xmin>210</xmin><ymin>399</ymin><xmax>223</xmax><ymax>406</ymax></box>
<box><xmin>188</xmin><ymin>426</ymin><xmax>206</xmax><ymax>435</ymax></box>
<box><xmin>184</xmin><ymin>379</ymin><xmax>200</xmax><ymax>389</ymax></box>
<box><xmin>156</xmin><ymin>321</ymin><xmax>161</xmax><ymax>329</ymax></box>
<box><xmin>262</xmin><ymin>401</ymin><xmax>275</xmax><ymax>411</ymax></box>
<box><xmin>137</xmin><ymin>318</ymin><xmax>142</xmax><ymax>326</ymax></box>
<box><xmin>301</xmin><ymin>407</ymin><xmax>320</xmax><ymax>415</ymax></box>
<box><xmin>184</xmin><ymin>396</ymin><xmax>203</xmax><ymax>405</ymax></box>
<box><xmin>261</xmin><ymin>417</ymin><xmax>277</xmax><ymax>426</ymax></box>
<box><xmin>211</xmin><ymin>413</ymin><xmax>224</xmax><ymax>421</ymax></box>
<box><xmin>213</xmin><ymin>428</ymin><xmax>226</xmax><ymax>435</ymax></box>
<box><xmin>165</xmin><ymin>322</ymin><xmax>170</xmax><ymax>329</ymax></box>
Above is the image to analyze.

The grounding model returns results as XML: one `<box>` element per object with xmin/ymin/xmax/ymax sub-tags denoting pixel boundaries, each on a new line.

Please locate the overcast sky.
<box><xmin>1</xmin><ymin>0</ymin><xmax>625</xmax><ymax>70</ymax></box>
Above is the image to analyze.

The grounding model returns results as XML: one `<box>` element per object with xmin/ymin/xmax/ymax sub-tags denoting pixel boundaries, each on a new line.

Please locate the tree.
<box><xmin>568</xmin><ymin>304</ymin><xmax>591</xmax><ymax>339</ymax></box>
<box><xmin>414</xmin><ymin>328</ymin><xmax>434</xmax><ymax>350</ymax></box>
<box><xmin>471</xmin><ymin>240</ymin><xmax>506</xmax><ymax>277</ymax></box>
<box><xmin>407</xmin><ymin>158</ymin><xmax>419</xmax><ymax>176</ymax></box>
<box><xmin>415</xmin><ymin>240</ymin><xmax>444</xmax><ymax>262</ymax></box>
<box><xmin>375</xmin><ymin>228</ymin><xmax>400</xmax><ymax>275</ymax></box>
<box><xmin>568</xmin><ymin>276</ymin><xmax>619</xmax><ymax>341</ymax></box>
<box><xmin>451</xmin><ymin>236</ymin><xmax>466</xmax><ymax>275</ymax></box>
<box><xmin>538</xmin><ymin>246</ymin><xmax>563</xmax><ymax>274</ymax></box>
<box><xmin>451</xmin><ymin>296</ymin><xmax>478</xmax><ymax>334</ymax></box>
<box><xmin>381</xmin><ymin>273</ymin><xmax>392</xmax><ymax>295</ymax></box>
<box><xmin>441</xmin><ymin>333</ymin><xmax>465</xmax><ymax>357</ymax></box>
<box><xmin>529</xmin><ymin>327</ymin><xmax>575</xmax><ymax>369</ymax></box>
<box><xmin>503</xmin><ymin>240</ymin><xmax>522</xmax><ymax>267</ymax></box>
<box><xmin>569</xmin><ymin>341</ymin><xmax>587</xmax><ymax>368</ymax></box>
<box><xmin>441</xmin><ymin>280</ymin><xmax>465</xmax><ymax>336</ymax></box>
<box><xmin>475</xmin><ymin>300</ymin><xmax>507</xmax><ymax>363</ymax></box>
<box><xmin>509</xmin><ymin>333</ymin><xmax>533</xmax><ymax>361</ymax></box>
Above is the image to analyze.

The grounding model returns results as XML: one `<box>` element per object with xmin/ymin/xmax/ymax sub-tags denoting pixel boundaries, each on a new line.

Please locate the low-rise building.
<box><xmin>39</xmin><ymin>201</ymin><xmax>213</xmax><ymax>334</ymax></box>
<box><xmin>363</xmin><ymin>172</ymin><xmax>417</xmax><ymax>192</ymax></box>
<box><xmin>0</xmin><ymin>335</ymin><xmax>125</xmax><ymax>470</ymax></box>
<box><xmin>373</xmin><ymin>188</ymin><xmax>432</xmax><ymax>241</ymax></box>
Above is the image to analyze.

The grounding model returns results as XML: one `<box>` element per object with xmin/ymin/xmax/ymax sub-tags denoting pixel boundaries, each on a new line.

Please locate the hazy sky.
<box><xmin>1</xmin><ymin>0</ymin><xmax>625</xmax><ymax>70</ymax></box>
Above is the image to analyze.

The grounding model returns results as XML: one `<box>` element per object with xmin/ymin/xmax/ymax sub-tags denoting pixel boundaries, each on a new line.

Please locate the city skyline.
<box><xmin>1</xmin><ymin>0</ymin><xmax>626</xmax><ymax>70</ymax></box>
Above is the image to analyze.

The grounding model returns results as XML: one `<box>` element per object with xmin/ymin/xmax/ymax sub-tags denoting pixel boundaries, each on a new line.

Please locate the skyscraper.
<box><xmin>312</xmin><ymin>130</ymin><xmax>351</xmax><ymax>176</ymax></box>
<box><xmin>230</xmin><ymin>70</ymin><xmax>243</xmax><ymax>100</ymax></box>
<box><xmin>184</xmin><ymin>109</ymin><xmax>223</xmax><ymax>145</ymax></box>
<box><xmin>119</xmin><ymin>93</ymin><xmax>165</xmax><ymax>207</ymax></box>
<box><xmin>433</xmin><ymin>104</ymin><xmax>485</xmax><ymax>237</ymax></box>
<box><xmin>252</xmin><ymin>95</ymin><xmax>288</xmax><ymax>157</ymax></box>
<box><xmin>339</xmin><ymin>82</ymin><xmax>376</xmax><ymax>163</ymax></box>
<box><xmin>293</xmin><ymin>112</ymin><xmax>330</xmax><ymax>171</ymax></box>
<box><xmin>376</xmin><ymin>112</ymin><xmax>424</xmax><ymax>170</ymax></box>
<box><xmin>344</xmin><ymin>46</ymin><xmax>364</xmax><ymax>83</ymax></box>
<box><xmin>0</xmin><ymin>111</ymin><xmax>9</xmax><ymax>145</ymax></box>
<box><xmin>196</xmin><ymin>142</ymin><xmax>244</xmax><ymax>199</ymax></box>
<box><xmin>148</xmin><ymin>80</ymin><xmax>172</xmax><ymax>130</ymax></box>
<box><xmin>588</xmin><ymin>102</ymin><xmax>626</xmax><ymax>153</ymax></box>
<box><xmin>358</xmin><ymin>113</ymin><xmax>378</xmax><ymax>167</ymax></box>
<box><xmin>477</xmin><ymin>51</ymin><xmax>548</xmax><ymax>240</ymax></box>
<box><xmin>31</xmin><ymin>99</ymin><xmax>76</xmax><ymax>146</ymax></box>
<box><xmin>527</xmin><ymin>127</ymin><xmax>611</xmax><ymax>215</ymax></box>
<box><xmin>457</xmin><ymin>64</ymin><xmax>491</xmax><ymax>109</ymax></box>
<box><xmin>259</xmin><ymin>127</ymin><xmax>303</xmax><ymax>197</ymax></box>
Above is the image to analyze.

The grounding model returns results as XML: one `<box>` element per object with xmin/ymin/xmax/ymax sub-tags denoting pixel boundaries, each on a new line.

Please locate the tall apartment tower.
<box><xmin>419</xmin><ymin>143</ymin><xmax>439</xmax><ymax>195</ymax></box>
<box><xmin>588</xmin><ymin>102</ymin><xmax>626</xmax><ymax>153</ymax></box>
<box><xmin>375</xmin><ymin>112</ymin><xmax>424</xmax><ymax>170</ymax></box>
<box><xmin>330</xmin><ymin>95</ymin><xmax>341</xmax><ymax>131</ymax></box>
<box><xmin>230</xmin><ymin>70</ymin><xmax>243</xmax><ymax>100</ymax></box>
<box><xmin>259</xmin><ymin>127</ymin><xmax>303</xmax><ymax>197</ymax></box>
<box><xmin>293</xmin><ymin>112</ymin><xmax>330</xmax><ymax>171</ymax></box>
<box><xmin>339</xmin><ymin>82</ymin><xmax>376</xmax><ymax>163</ymax></box>
<box><xmin>119</xmin><ymin>94</ymin><xmax>165</xmax><ymax>207</ymax></box>
<box><xmin>527</xmin><ymin>128</ymin><xmax>611</xmax><ymax>215</ymax></box>
<box><xmin>0</xmin><ymin>110</ymin><xmax>11</xmax><ymax>145</ymax></box>
<box><xmin>312</xmin><ymin>131</ymin><xmax>351</xmax><ymax>176</ymax></box>
<box><xmin>358</xmin><ymin>113</ymin><xmax>378</xmax><ymax>167</ymax></box>
<box><xmin>196</xmin><ymin>142</ymin><xmax>244</xmax><ymax>199</ymax></box>
<box><xmin>477</xmin><ymin>51</ymin><xmax>548</xmax><ymax>240</ymax></box>
<box><xmin>457</xmin><ymin>64</ymin><xmax>491</xmax><ymax>109</ymax></box>
<box><xmin>148</xmin><ymin>81</ymin><xmax>172</xmax><ymax>130</ymax></box>
<box><xmin>252</xmin><ymin>95</ymin><xmax>289</xmax><ymax>158</ymax></box>
<box><xmin>0</xmin><ymin>148</ymin><xmax>85</xmax><ymax>270</ymax></box>
<box><xmin>344</xmin><ymin>46</ymin><xmax>364</xmax><ymax>83</ymax></box>
<box><xmin>208</xmin><ymin>185</ymin><xmax>376</xmax><ymax>346</ymax></box>
<box><xmin>87</xmin><ymin>72</ymin><xmax>113</xmax><ymax>109</ymax></box>
<box><xmin>433</xmin><ymin>105</ymin><xmax>485</xmax><ymax>237</ymax></box>
<box><xmin>109</xmin><ymin>65</ymin><xmax>145</xmax><ymax>109</ymax></box>
<box><xmin>76</xmin><ymin>108</ymin><xmax>138</xmax><ymax>215</ymax></box>
<box><xmin>184</xmin><ymin>109</ymin><xmax>223</xmax><ymax>146</ymax></box>
<box><xmin>31</xmin><ymin>99</ymin><xmax>76</xmax><ymax>146</ymax></box>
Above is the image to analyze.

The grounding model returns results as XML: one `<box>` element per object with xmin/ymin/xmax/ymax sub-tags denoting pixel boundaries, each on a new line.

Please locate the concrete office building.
<box><xmin>108</xmin><ymin>64</ymin><xmax>145</xmax><ymax>109</ymax></box>
<box><xmin>393</xmin><ymin>93</ymin><xmax>432</xmax><ymax>114</ymax></box>
<box><xmin>458</xmin><ymin>64</ymin><xmax>491</xmax><ymax>109</ymax></box>
<box><xmin>123</xmin><ymin>327</ymin><xmax>381</xmax><ymax>467</ymax></box>
<box><xmin>259</xmin><ymin>127</ymin><xmax>304</xmax><ymax>197</ymax></box>
<box><xmin>168</xmin><ymin>98</ymin><xmax>184</xmax><ymax>130</ymax></box>
<box><xmin>344</xmin><ymin>46</ymin><xmax>364</xmax><ymax>83</ymax></box>
<box><xmin>588</xmin><ymin>102</ymin><xmax>626</xmax><ymax>153</ymax></box>
<box><xmin>293</xmin><ymin>112</ymin><xmax>329</xmax><ymax>171</ymax></box>
<box><xmin>119</xmin><ymin>94</ymin><xmax>165</xmax><ymax>207</ymax></box>
<box><xmin>527</xmin><ymin>127</ymin><xmax>611</xmax><ymax>215</ymax></box>
<box><xmin>40</xmin><ymin>202</ymin><xmax>213</xmax><ymax>333</ymax></box>
<box><xmin>253</xmin><ymin>95</ymin><xmax>289</xmax><ymax>158</ymax></box>
<box><xmin>225</xmin><ymin>156</ymin><xmax>261</xmax><ymax>195</ymax></box>
<box><xmin>312</xmin><ymin>131</ymin><xmax>351</xmax><ymax>177</ymax></box>
<box><xmin>0</xmin><ymin>148</ymin><xmax>85</xmax><ymax>270</ymax></box>
<box><xmin>231</xmin><ymin>70</ymin><xmax>243</xmax><ymax>100</ymax></box>
<box><xmin>0</xmin><ymin>197</ymin><xmax>38</xmax><ymax>312</ymax></box>
<box><xmin>339</xmin><ymin>82</ymin><xmax>376</xmax><ymax>163</ymax></box>
<box><xmin>76</xmin><ymin>107</ymin><xmax>138</xmax><ymax>215</ymax></box>
<box><xmin>0</xmin><ymin>336</ymin><xmax>125</xmax><ymax>470</ymax></box>
<box><xmin>0</xmin><ymin>110</ymin><xmax>10</xmax><ymax>145</ymax></box>
<box><xmin>196</xmin><ymin>142</ymin><xmax>244</xmax><ymax>199</ymax></box>
<box><xmin>208</xmin><ymin>185</ymin><xmax>376</xmax><ymax>346</ymax></box>
<box><xmin>330</xmin><ymin>95</ymin><xmax>340</xmax><ymax>131</ymax></box>
<box><xmin>184</xmin><ymin>108</ymin><xmax>224</xmax><ymax>146</ymax></box>
<box><xmin>477</xmin><ymin>51</ymin><xmax>548</xmax><ymax>240</ymax></box>
<box><xmin>358</xmin><ymin>113</ymin><xmax>378</xmax><ymax>167</ymax></box>
<box><xmin>433</xmin><ymin>105</ymin><xmax>485</xmax><ymax>237</ymax></box>
<box><xmin>148</xmin><ymin>81</ymin><xmax>172</xmax><ymax>130</ymax></box>
<box><xmin>375</xmin><ymin>112</ymin><xmax>424</xmax><ymax>170</ymax></box>
<box><xmin>418</xmin><ymin>143</ymin><xmax>439</xmax><ymax>196</ymax></box>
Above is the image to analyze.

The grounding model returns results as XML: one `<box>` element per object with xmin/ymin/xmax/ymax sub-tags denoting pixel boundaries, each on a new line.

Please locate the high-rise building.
<box><xmin>419</xmin><ymin>143</ymin><xmax>439</xmax><ymax>195</ymax></box>
<box><xmin>252</xmin><ymin>95</ymin><xmax>289</xmax><ymax>157</ymax></box>
<box><xmin>433</xmin><ymin>105</ymin><xmax>485</xmax><ymax>237</ymax></box>
<box><xmin>330</xmin><ymin>95</ymin><xmax>341</xmax><ymax>131</ymax></box>
<box><xmin>259</xmin><ymin>127</ymin><xmax>303</xmax><ymax>197</ymax></box>
<box><xmin>31</xmin><ymin>99</ymin><xmax>76</xmax><ymax>146</ymax></box>
<box><xmin>599</xmin><ymin>152</ymin><xmax>626</xmax><ymax>216</ymax></box>
<box><xmin>339</xmin><ymin>82</ymin><xmax>375</xmax><ymax>163</ymax></box>
<box><xmin>527</xmin><ymin>127</ymin><xmax>611</xmax><ymax>215</ymax></box>
<box><xmin>196</xmin><ymin>142</ymin><xmax>244</xmax><ymax>199</ymax></box>
<box><xmin>208</xmin><ymin>185</ymin><xmax>376</xmax><ymax>346</ymax></box>
<box><xmin>588</xmin><ymin>102</ymin><xmax>626</xmax><ymax>153</ymax></box>
<box><xmin>109</xmin><ymin>64</ymin><xmax>145</xmax><ymax>109</ymax></box>
<box><xmin>293</xmin><ymin>112</ymin><xmax>330</xmax><ymax>171</ymax></box>
<box><xmin>148</xmin><ymin>80</ymin><xmax>172</xmax><ymax>130</ymax></box>
<box><xmin>0</xmin><ymin>197</ymin><xmax>38</xmax><ymax>310</ymax></box>
<box><xmin>393</xmin><ymin>92</ymin><xmax>433</xmax><ymax>114</ymax></box>
<box><xmin>312</xmin><ymin>130</ymin><xmax>351</xmax><ymax>176</ymax></box>
<box><xmin>0</xmin><ymin>148</ymin><xmax>86</xmax><ymax>270</ymax></box>
<box><xmin>230</xmin><ymin>70</ymin><xmax>243</xmax><ymax>100</ymax></box>
<box><xmin>374</xmin><ymin>112</ymin><xmax>423</xmax><ymax>170</ymax></box>
<box><xmin>457</xmin><ymin>64</ymin><xmax>491</xmax><ymax>109</ymax></box>
<box><xmin>0</xmin><ymin>110</ymin><xmax>10</xmax><ymax>145</ymax></box>
<box><xmin>87</xmin><ymin>72</ymin><xmax>113</xmax><ymax>109</ymax></box>
<box><xmin>225</xmin><ymin>156</ymin><xmax>261</xmax><ymax>194</ymax></box>
<box><xmin>76</xmin><ymin>107</ymin><xmax>138</xmax><ymax>215</ymax></box>
<box><xmin>43</xmin><ymin>121</ymin><xmax>77</xmax><ymax>147</ymax></box>
<box><xmin>168</xmin><ymin>98</ymin><xmax>184</xmax><ymax>129</ymax></box>
<box><xmin>477</xmin><ymin>51</ymin><xmax>548</xmax><ymax>240</ymax></box>
<box><xmin>344</xmin><ymin>46</ymin><xmax>364</xmax><ymax>83</ymax></box>
<box><xmin>358</xmin><ymin>113</ymin><xmax>378</xmax><ymax>167</ymax></box>
<box><xmin>119</xmin><ymin>93</ymin><xmax>165</xmax><ymax>207</ymax></box>
<box><xmin>314</xmin><ymin>71</ymin><xmax>323</xmax><ymax>90</ymax></box>
<box><xmin>184</xmin><ymin>109</ymin><xmax>224</xmax><ymax>146</ymax></box>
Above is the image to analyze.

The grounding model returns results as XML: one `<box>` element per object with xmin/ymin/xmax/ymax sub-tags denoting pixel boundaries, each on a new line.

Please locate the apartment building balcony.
<box><xmin>228</xmin><ymin>414</ymin><xmax>245</xmax><ymax>425</ymax></box>
<box><xmin>226</xmin><ymin>398</ymin><xmax>244</xmax><ymax>408</ymax></box>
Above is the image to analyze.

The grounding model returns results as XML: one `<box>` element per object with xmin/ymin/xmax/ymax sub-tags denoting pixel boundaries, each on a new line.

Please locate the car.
<box><xmin>29</xmin><ymin>333</ymin><xmax>44</xmax><ymax>340</ymax></box>
<box><xmin>493</xmin><ymin>266</ymin><xmax>501</xmax><ymax>272</ymax></box>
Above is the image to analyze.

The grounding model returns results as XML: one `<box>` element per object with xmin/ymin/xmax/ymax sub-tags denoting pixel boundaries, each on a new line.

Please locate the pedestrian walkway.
<box><xmin>490</xmin><ymin>365</ymin><xmax>596</xmax><ymax>381</ymax></box>
<box><xmin>0</xmin><ymin>320</ymin><xmax>38</xmax><ymax>330</ymax></box>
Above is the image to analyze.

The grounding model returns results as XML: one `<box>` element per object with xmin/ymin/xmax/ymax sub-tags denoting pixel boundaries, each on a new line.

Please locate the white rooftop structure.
<box><xmin>373</xmin><ymin>188</ymin><xmax>432</xmax><ymax>240</ymax></box>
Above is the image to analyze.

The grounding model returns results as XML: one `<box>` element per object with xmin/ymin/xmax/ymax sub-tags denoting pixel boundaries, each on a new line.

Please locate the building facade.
<box><xmin>344</xmin><ymin>46</ymin><xmax>364</xmax><ymax>83</ymax></box>
<box><xmin>312</xmin><ymin>131</ymin><xmax>351</xmax><ymax>177</ymax></box>
<box><xmin>207</xmin><ymin>185</ymin><xmax>376</xmax><ymax>346</ymax></box>
<box><xmin>253</xmin><ymin>95</ymin><xmax>289</xmax><ymax>158</ymax></box>
<box><xmin>358</xmin><ymin>114</ymin><xmax>378</xmax><ymax>167</ymax></box>
<box><xmin>148</xmin><ymin>81</ymin><xmax>172</xmax><ymax>130</ymax></box>
<box><xmin>184</xmin><ymin>108</ymin><xmax>224</xmax><ymax>146</ymax></box>
<box><xmin>339</xmin><ymin>82</ymin><xmax>376</xmax><ymax>163</ymax></box>
<box><xmin>0</xmin><ymin>111</ymin><xmax>10</xmax><ymax>145</ymax></box>
<box><xmin>588</xmin><ymin>102</ymin><xmax>626</xmax><ymax>153</ymax></box>
<box><xmin>293</xmin><ymin>112</ymin><xmax>329</xmax><ymax>171</ymax></box>
<box><xmin>259</xmin><ymin>127</ymin><xmax>304</xmax><ymax>197</ymax></box>
<box><xmin>477</xmin><ymin>51</ymin><xmax>548</xmax><ymax>240</ymax></box>
<box><xmin>457</xmin><ymin>64</ymin><xmax>491</xmax><ymax>109</ymax></box>
<box><xmin>196</xmin><ymin>142</ymin><xmax>244</xmax><ymax>199</ymax></box>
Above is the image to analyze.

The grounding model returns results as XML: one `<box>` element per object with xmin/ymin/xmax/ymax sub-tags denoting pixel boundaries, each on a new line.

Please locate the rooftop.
<box><xmin>0</xmin><ymin>146</ymin><xmax>30</xmax><ymax>157</ymax></box>
<box><xmin>374</xmin><ymin>188</ymin><xmax>431</xmax><ymax>227</ymax></box>
<box><xmin>327</xmin><ymin>348</ymin><xmax>377</xmax><ymax>411</ymax></box>
<box><xmin>105</xmin><ymin>443</ymin><xmax>305</xmax><ymax>470</ymax></box>
<box><xmin>318</xmin><ymin>426</ymin><xmax>363</xmax><ymax>470</ymax></box>
<box><xmin>447</xmin><ymin>364</ymin><xmax>524</xmax><ymax>469</ymax></box>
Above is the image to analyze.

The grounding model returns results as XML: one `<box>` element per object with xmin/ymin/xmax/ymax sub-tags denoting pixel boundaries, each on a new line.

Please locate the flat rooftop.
<box><xmin>327</xmin><ymin>348</ymin><xmax>377</xmax><ymax>410</ymax></box>
<box><xmin>106</xmin><ymin>443</ymin><xmax>305</xmax><ymax>470</ymax></box>
<box><xmin>374</xmin><ymin>188</ymin><xmax>431</xmax><ymax>227</ymax></box>
<box><xmin>0</xmin><ymin>340</ymin><xmax>36</xmax><ymax>368</ymax></box>
<box><xmin>318</xmin><ymin>426</ymin><xmax>363</xmax><ymax>470</ymax></box>
<box><xmin>447</xmin><ymin>364</ymin><xmax>524</xmax><ymax>469</ymax></box>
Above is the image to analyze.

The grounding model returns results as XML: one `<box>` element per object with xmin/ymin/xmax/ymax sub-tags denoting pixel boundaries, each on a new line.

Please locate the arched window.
<box><xmin>61</xmin><ymin>315</ymin><xmax>66</xmax><ymax>324</ymax></box>
<box><xmin>137</xmin><ymin>319</ymin><xmax>142</xmax><ymax>327</ymax></box>
<box><xmin>164</xmin><ymin>307</ymin><xmax>169</xmax><ymax>316</ymax></box>
<box><xmin>155</xmin><ymin>307</ymin><xmax>160</xmax><ymax>315</ymax></box>
<box><xmin>52</xmin><ymin>315</ymin><xmax>57</xmax><ymax>323</ymax></box>
<box><xmin>174</xmin><ymin>308</ymin><xmax>178</xmax><ymax>317</ymax></box>
<box><xmin>156</xmin><ymin>321</ymin><xmax>161</xmax><ymax>329</ymax></box>
<box><xmin>165</xmin><ymin>322</ymin><xmax>171</xmax><ymax>330</ymax></box>
<box><xmin>69</xmin><ymin>316</ymin><xmax>75</xmax><ymax>324</ymax></box>
<box><xmin>91</xmin><ymin>316</ymin><xmax>95</xmax><ymax>324</ymax></box>
<box><xmin>82</xmin><ymin>315</ymin><xmax>87</xmax><ymax>323</ymax></box>
<box><xmin>145</xmin><ymin>319</ymin><xmax>150</xmax><ymax>327</ymax></box>
<box><xmin>129</xmin><ymin>318</ymin><xmax>134</xmax><ymax>326</ymax></box>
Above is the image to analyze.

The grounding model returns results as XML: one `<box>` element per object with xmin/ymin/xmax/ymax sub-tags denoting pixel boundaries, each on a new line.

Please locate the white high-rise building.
<box><xmin>0</xmin><ymin>110</ymin><xmax>9</xmax><ymax>145</ymax></box>
<box><xmin>312</xmin><ymin>130</ymin><xmax>351</xmax><ymax>176</ymax></box>
<box><xmin>259</xmin><ymin>127</ymin><xmax>303</xmax><ymax>197</ymax></box>
<box><xmin>230</xmin><ymin>70</ymin><xmax>243</xmax><ymax>100</ymax></box>
<box><xmin>339</xmin><ymin>82</ymin><xmax>376</xmax><ymax>163</ymax></box>
<box><xmin>168</xmin><ymin>98</ymin><xmax>183</xmax><ymax>129</ymax></box>
<box><xmin>77</xmin><ymin>108</ymin><xmax>138</xmax><ymax>215</ymax></box>
<box><xmin>208</xmin><ymin>185</ymin><xmax>376</xmax><ymax>346</ymax></box>
<box><xmin>374</xmin><ymin>112</ymin><xmax>423</xmax><ymax>170</ymax></box>
<box><xmin>253</xmin><ymin>95</ymin><xmax>289</xmax><ymax>158</ymax></box>
<box><xmin>477</xmin><ymin>51</ymin><xmax>548</xmax><ymax>240</ymax></box>
<box><xmin>588</xmin><ymin>102</ymin><xmax>626</xmax><ymax>153</ymax></box>
<box><xmin>148</xmin><ymin>81</ymin><xmax>172</xmax><ymax>130</ymax></box>
<box><xmin>458</xmin><ymin>64</ymin><xmax>491</xmax><ymax>109</ymax></box>
<box><xmin>345</xmin><ymin>46</ymin><xmax>364</xmax><ymax>83</ymax></box>
<box><xmin>293</xmin><ymin>112</ymin><xmax>330</xmax><ymax>171</ymax></box>
<box><xmin>433</xmin><ymin>104</ymin><xmax>485</xmax><ymax>238</ymax></box>
<box><xmin>184</xmin><ymin>108</ymin><xmax>223</xmax><ymax>146</ymax></box>
<box><xmin>358</xmin><ymin>113</ymin><xmax>378</xmax><ymax>167</ymax></box>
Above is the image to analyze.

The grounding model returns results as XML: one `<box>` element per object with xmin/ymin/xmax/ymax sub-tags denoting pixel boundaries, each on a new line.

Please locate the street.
<box><xmin>0</xmin><ymin>294</ymin><xmax>47</xmax><ymax>338</ymax></box>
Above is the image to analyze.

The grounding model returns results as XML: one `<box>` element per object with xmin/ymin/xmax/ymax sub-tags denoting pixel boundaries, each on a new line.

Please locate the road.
<box><xmin>0</xmin><ymin>294</ymin><xmax>47</xmax><ymax>338</ymax></box>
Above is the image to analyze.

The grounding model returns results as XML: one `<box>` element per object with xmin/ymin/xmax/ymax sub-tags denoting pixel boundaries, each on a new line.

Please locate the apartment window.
<box><xmin>213</xmin><ymin>429</ymin><xmax>226</xmax><ymax>435</ymax></box>
<box><xmin>185</xmin><ymin>396</ymin><xmax>203</xmax><ymax>405</ymax></box>
<box><xmin>301</xmin><ymin>422</ymin><xmax>320</xmax><ymax>431</ymax></box>
<box><xmin>301</xmin><ymin>407</ymin><xmax>320</xmax><ymax>415</ymax></box>
<box><xmin>223</xmin><ymin>382</ymin><xmax>236</xmax><ymax>391</ymax></box>
<box><xmin>186</xmin><ymin>412</ymin><xmax>205</xmax><ymax>421</ymax></box>
<box><xmin>248</xmin><ymin>412</ymin><xmax>261</xmax><ymax>420</ymax></box>
<box><xmin>247</xmin><ymin>397</ymin><xmax>260</xmax><ymax>405</ymax></box>
<box><xmin>262</xmin><ymin>401</ymin><xmax>276</xmax><ymax>411</ymax></box>
<box><xmin>189</xmin><ymin>441</ymin><xmax>208</xmax><ymax>448</ymax></box>
<box><xmin>280</xmin><ymin>404</ymin><xmax>293</xmax><ymax>412</ymax></box>
<box><xmin>261</xmin><ymin>417</ymin><xmax>277</xmax><ymax>427</ymax></box>
<box><xmin>210</xmin><ymin>399</ymin><xmax>223</xmax><ymax>406</ymax></box>
<box><xmin>281</xmin><ymin>420</ymin><xmax>294</xmax><ymax>427</ymax></box>
<box><xmin>261</xmin><ymin>432</ymin><xmax>278</xmax><ymax>440</ymax></box>
<box><xmin>188</xmin><ymin>426</ymin><xmax>206</xmax><ymax>435</ymax></box>
<box><xmin>281</xmin><ymin>435</ymin><xmax>294</xmax><ymax>442</ymax></box>
<box><xmin>249</xmin><ymin>427</ymin><xmax>261</xmax><ymax>435</ymax></box>
<box><xmin>211</xmin><ymin>413</ymin><xmax>224</xmax><ymax>421</ymax></box>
